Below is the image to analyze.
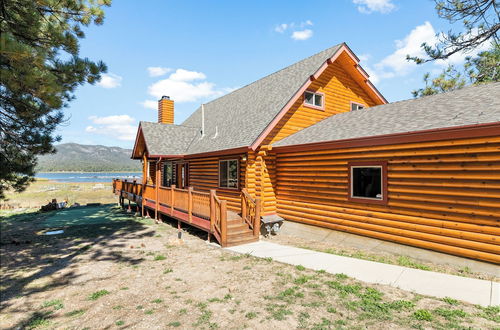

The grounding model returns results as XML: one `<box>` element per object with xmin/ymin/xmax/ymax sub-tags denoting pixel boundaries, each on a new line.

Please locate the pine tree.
<box><xmin>0</xmin><ymin>0</ymin><xmax>111</xmax><ymax>199</ymax></box>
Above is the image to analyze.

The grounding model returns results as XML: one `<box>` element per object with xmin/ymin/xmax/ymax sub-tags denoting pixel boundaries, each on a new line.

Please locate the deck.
<box><xmin>113</xmin><ymin>179</ymin><xmax>261</xmax><ymax>247</ymax></box>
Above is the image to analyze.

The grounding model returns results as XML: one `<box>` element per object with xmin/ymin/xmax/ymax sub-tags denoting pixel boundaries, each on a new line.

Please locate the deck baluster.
<box><xmin>220</xmin><ymin>200</ymin><xmax>227</xmax><ymax>246</ymax></box>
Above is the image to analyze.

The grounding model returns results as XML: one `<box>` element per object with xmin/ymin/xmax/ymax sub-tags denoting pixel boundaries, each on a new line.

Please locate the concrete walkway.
<box><xmin>226</xmin><ymin>241</ymin><xmax>499</xmax><ymax>307</ymax></box>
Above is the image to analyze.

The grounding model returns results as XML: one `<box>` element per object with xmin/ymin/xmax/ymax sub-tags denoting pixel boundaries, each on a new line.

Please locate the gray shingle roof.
<box><xmin>274</xmin><ymin>82</ymin><xmax>500</xmax><ymax>148</ymax></box>
<box><xmin>180</xmin><ymin>44</ymin><xmax>344</xmax><ymax>154</ymax></box>
<box><xmin>140</xmin><ymin>121</ymin><xmax>198</xmax><ymax>156</ymax></box>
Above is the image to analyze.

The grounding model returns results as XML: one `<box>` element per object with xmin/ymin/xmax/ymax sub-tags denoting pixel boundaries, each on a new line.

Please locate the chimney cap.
<box><xmin>161</xmin><ymin>95</ymin><xmax>170</xmax><ymax>100</ymax></box>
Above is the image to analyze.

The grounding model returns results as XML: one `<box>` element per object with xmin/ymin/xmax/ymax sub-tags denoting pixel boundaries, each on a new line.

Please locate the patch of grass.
<box><xmin>397</xmin><ymin>256</ymin><xmax>431</xmax><ymax>271</ymax></box>
<box><xmin>413</xmin><ymin>309</ymin><xmax>433</xmax><ymax>321</ymax></box>
<box><xmin>478</xmin><ymin>305</ymin><xmax>500</xmax><ymax>322</ymax></box>
<box><xmin>41</xmin><ymin>299</ymin><xmax>63</xmax><ymax>310</ymax></box>
<box><xmin>294</xmin><ymin>275</ymin><xmax>312</xmax><ymax>285</ymax></box>
<box><xmin>335</xmin><ymin>273</ymin><xmax>348</xmax><ymax>280</ymax></box>
<box><xmin>179</xmin><ymin>308</ymin><xmax>188</xmax><ymax>315</ymax></box>
<box><xmin>120</xmin><ymin>287</ymin><xmax>129</xmax><ymax>290</ymax></box>
<box><xmin>112</xmin><ymin>305</ymin><xmax>123</xmax><ymax>310</ymax></box>
<box><xmin>151</xmin><ymin>298</ymin><xmax>163</xmax><ymax>304</ymax></box>
<box><xmin>434</xmin><ymin>307</ymin><xmax>467</xmax><ymax>321</ymax></box>
<box><xmin>207</xmin><ymin>297</ymin><xmax>222</xmax><ymax>303</ymax></box>
<box><xmin>326</xmin><ymin>306</ymin><xmax>336</xmax><ymax>313</ymax></box>
<box><xmin>385</xmin><ymin>300</ymin><xmax>415</xmax><ymax>311</ymax></box>
<box><xmin>144</xmin><ymin>309</ymin><xmax>154</xmax><ymax>315</ymax></box>
<box><xmin>243</xmin><ymin>266</ymin><xmax>251</xmax><ymax>270</ymax></box>
<box><xmin>266</xmin><ymin>304</ymin><xmax>293</xmax><ymax>321</ymax></box>
<box><xmin>65</xmin><ymin>309</ymin><xmax>85</xmax><ymax>317</ymax></box>
<box><xmin>325</xmin><ymin>281</ymin><xmax>362</xmax><ymax>297</ymax></box>
<box><xmin>88</xmin><ymin>289</ymin><xmax>110</xmax><ymax>300</ymax></box>
<box><xmin>295</xmin><ymin>265</ymin><xmax>306</xmax><ymax>271</ymax></box>
<box><xmin>136</xmin><ymin>305</ymin><xmax>144</xmax><ymax>310</ymax></box>
<box><xmin>298</xmin><ymin>311</ymin><xmax>310</xmax><ymax>328</ymax></box>
<box><xmin>263</xmin><ymin>257</ymin><xmax>273</xmax><ymax>262</ymax></box>
<box><xmin>154</xmin><ymin>254</ymin><xmax>166</xmax><ymax>261</ymax></box>
<box><xmin>167</xmin><ymin>321</ymin><xmax>181</xmax><ymax>327</ymax></box>
<box><xmin>442</xmin><ymin>297</ymin><xmax>459</xmax><ymax>305</ymax></box>
<box><xmin>163</xmin><ymin>268</ymin><xmax>173</xmax><ymax>274</ymax></box>
<box><xmin>25</xmin><ymin>311</ymin><xmax>52</xmax><ymax>329</ymax></box>
<box><xmin>115</xmin><ymin>320</ymin><xmax>124</xmax><ymax>326</ymax></box>
<box><xmin>245</xmin><ymin>311</ymin><xmax>257</xmax><ymax>319</ymax></box>
<box><xmin>311</xmin><ymin>317</ymin><xmax>333</xmax><ymax>330</ymax></box>
<box><xmin>223</xmin><ymin>294</ymin><xmax>232</xmax><ymax>300</ymax></box>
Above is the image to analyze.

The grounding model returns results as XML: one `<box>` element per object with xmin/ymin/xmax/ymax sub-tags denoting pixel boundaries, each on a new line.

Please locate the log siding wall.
<box><xmin>274</xmin><ymin>135</ymin><xmax>500</xmax><ymax>264</ymax></box>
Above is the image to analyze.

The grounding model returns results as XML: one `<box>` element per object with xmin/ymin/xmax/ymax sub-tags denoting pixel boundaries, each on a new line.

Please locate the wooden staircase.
<box><xmin>226</xmin><ymin>212</ymin><xmax>259</xmax><ymax>247</ymax></box>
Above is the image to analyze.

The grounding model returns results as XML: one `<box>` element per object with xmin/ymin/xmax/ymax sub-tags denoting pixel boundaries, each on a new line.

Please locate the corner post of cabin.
<box><xmin>187</xmin><ymin>186</ymin><xmax>193</xmax><ymax>223</ymax></box>
<box><xmin>254</xmin><ymin>198</ymin><xmax>261</xmax><ymax>238</ymax></box>
<box><xmin>209</xmin><ymin>189</ymin><xmax>216</xmax><ymax>233</ymax></box>
<box><xmin>220</xmin><ymin>199</ymin><xmax>227</xmax><ymax>246</ymax></box>
<box><xmin>155</xmin><ymin>159</ymin><xmax>161</xmax><ymax>222</ymax></box>
<box><xmin>171</xmin><ymin>184</ymin><xmax>176</xmax><ymax>217</ymax></box>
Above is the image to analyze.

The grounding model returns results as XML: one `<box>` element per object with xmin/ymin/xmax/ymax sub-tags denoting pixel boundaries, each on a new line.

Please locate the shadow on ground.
<box><xmin>0</xmin><ymin>204</ymin><xmax>153</xmax><ymax>309</ymax></box>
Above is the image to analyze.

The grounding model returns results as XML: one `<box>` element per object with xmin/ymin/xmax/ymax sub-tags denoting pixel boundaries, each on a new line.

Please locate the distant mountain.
<box><xmin>36</xmin><ymin>143</ymin><xmax>141</xmax><ymax>172</ymax></box>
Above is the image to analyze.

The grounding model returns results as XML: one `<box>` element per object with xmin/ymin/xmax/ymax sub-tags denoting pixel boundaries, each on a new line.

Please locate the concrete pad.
<box><xmin>226</xmin><ymin>240</ymin><xmax>498</xmax><ymax>306</ymax></box>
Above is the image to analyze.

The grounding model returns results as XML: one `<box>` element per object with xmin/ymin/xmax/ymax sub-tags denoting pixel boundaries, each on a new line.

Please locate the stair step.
<box><xmin>227</xmin><ymin>228</ymin><xmax>254</xmax><ymax>238</ymax></box>
<box><xmin>225</xmin><ymin>235</ymin><xmax>259</xmax><ymax>247</ymax></box>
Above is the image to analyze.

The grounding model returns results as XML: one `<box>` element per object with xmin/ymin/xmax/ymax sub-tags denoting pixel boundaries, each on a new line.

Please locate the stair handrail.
<box><xmin>210</xmin><ymin>190</ymin><xmax>227</xmax><ymax>246</ymax></box>
<box><xmin>241</xmin><ymin>188</ymin><xmax>261</xmax><ymax>238</ymax></box>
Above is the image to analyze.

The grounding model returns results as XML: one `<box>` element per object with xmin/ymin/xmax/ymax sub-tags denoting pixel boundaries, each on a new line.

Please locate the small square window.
<box><xmin>351</xmin><ymin>103</ymin><xmax>364</xmax><ymax>111</ymax></box>
<box><xmin>304</xmin><ymin>91</ymin><xmax>324</xmax><ymax>109</ymax></box>
<box><xmin>348</xmin><ymin>161</ymin><xmax>387</xmax><ymax>204</ymax></box>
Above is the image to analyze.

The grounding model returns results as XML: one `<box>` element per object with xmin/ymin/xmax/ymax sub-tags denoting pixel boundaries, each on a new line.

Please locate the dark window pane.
<box><xmin>228</xmin><ymin>160</ymin><xmax>238</xmax><ymax>188</ymax></box>
<box><xmin>162</xmin><ymin>162</ymin><xmax>173</xmax><ymax>187</ymax></box>
<box><xmin>219</xmin><ymin>161</ymin><xmax>228</xmax><ymax>187</ymax></box>
<box><xmin>305</xmin><ymin>92</ymin><xmax>314</xmax><ymax>104</ymax></box>
<box><xmin>352</xmin><ymin>167</ymin><xmax>382</xmax><ymax>199</ymax></box>
<box><xmin>314</xmin><ymin>94</ymin><xmax>322</xmax><ymax>107</ymax></box>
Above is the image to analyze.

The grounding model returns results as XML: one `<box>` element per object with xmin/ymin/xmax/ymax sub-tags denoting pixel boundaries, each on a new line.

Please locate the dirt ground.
<box><xmin>0</xmin><ymin>205</ymin><xmax>498</xmax><ymax>329</ymax></box>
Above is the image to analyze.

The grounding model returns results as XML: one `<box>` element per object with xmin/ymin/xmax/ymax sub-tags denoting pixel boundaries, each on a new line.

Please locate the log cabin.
<box><xmin>114</xmin><ymin>43</ymin><xmax>500</xmax><ymax>263</ymax></box>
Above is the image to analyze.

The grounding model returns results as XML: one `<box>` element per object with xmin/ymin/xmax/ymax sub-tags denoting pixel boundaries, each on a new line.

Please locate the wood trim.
<box><xmin>273</xmin><ymin>122</ymin><xmax>500</xmax><ymax>153</ymax></box>
<box><xmin>350</xmin><ymin>101</ymin><xmax>366</xmax><ymax>111</ymax></box>
<box><xmin>347</xmin><ymin>161</ymin><xmax>388</xmax><ymax>205</ymax></box>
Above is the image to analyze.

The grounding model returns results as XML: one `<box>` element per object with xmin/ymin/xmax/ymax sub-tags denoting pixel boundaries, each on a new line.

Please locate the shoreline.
<box><xmin>36</xmin><ymin>171</ymin><xmax>141</xmax><ymax>174</ymax></box>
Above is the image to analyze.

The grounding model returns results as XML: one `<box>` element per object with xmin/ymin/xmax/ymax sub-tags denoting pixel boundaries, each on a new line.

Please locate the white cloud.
<box><xmin>145</xmin><ymin>69</ymin><xmax>234</xmax><ymax>104</ymax></box>
<box><xmin>147</xmin><ymin>66</ymin><xmax>172</xmax><ymax>77</ymax></box>
<box><xmin>353</xmin><ymin>0</ymin><xmax>395</xmax><ymax>14</ymax></box>
<box><xmin>292</xmin><ymin>29</ymin><xmax>313</xmax><ymax>41</ymax></box>
<box><xmin>275</xmin><ymin>23</ymin><xmax>288</xmax><ymax>33</ymax></box>
<box><xmin>140</xmin><ymin>100</ymin><xmax>158</xmax><ymax>110</ymax></box>
<box><xmin>86</xmin><ymin>115</ymin><xmax>137</xmax><ymax>141</ymax></box>
<box><xmin>97</xmin><ymin>73</ymin><xmax>122</xmax><ymax>88</ymax></box>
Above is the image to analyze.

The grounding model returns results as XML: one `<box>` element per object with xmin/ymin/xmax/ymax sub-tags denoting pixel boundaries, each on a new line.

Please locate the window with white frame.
<box><xmin>219</xmin><ymin>159</ymin><xmax>238</xmax><ymax>189</ymax></box>
<box><xmin>304</xmin><ymin>91</ymin><xmax>323</xmax><ymax>108</ymax></box>
<box><xmin>351</xmin><ymin>103</ymin><xmax>364</xmax><ymax>111</ymax></box>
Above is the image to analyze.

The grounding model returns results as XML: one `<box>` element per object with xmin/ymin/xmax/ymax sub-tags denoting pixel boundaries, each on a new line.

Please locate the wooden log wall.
<box><xmin>274</xmin><ymin>135</ymin><xmax>500</xmax><ymax>264</ymax></box>
<box><xmin>185</xmin><ymin>154</ymin><xmax>246</xmax><ymax>212</ymax></box>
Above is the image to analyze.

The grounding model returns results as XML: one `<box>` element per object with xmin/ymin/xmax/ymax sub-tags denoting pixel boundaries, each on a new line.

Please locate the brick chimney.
<box><xmin>158</xmin><ymin>95</ymin><xmax>174</xmax><ymax>124</ymax></box>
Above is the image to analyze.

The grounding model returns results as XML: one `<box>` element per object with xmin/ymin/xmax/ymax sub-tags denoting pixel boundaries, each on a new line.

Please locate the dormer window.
<box><xmin>304</xmin><ymin>91</ymin><xmax>324</xmax><ymax>109</ymax></box>
<box><xmin>351</xmin><ymin>102</ymin><xmax>365</xmax><ymax>111</ymax></box>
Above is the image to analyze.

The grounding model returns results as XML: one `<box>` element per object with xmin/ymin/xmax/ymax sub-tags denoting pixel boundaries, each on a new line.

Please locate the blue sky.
<box><xmin>60</xmin><ymin>0</ymin><xmax>484</xmax><ymax>148</ymax></box>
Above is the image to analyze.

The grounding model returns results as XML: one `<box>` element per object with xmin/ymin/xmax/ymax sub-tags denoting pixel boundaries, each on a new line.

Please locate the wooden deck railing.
<box><xmin>113</xmin><ymin>179</ymin><xmax>260</xmax><ymax>247</ymax></box>
<box><xmin>241</xmin><ymin>188</ymin><xmax>261</xmax><ymax>238</ymax></box>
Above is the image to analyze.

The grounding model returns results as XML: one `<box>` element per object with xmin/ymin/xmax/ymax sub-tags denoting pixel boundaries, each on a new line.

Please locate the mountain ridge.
<box><xmin>36</xmin><ymin>143</ymin><xmax>141</xmax><ymax>172</ymax></box>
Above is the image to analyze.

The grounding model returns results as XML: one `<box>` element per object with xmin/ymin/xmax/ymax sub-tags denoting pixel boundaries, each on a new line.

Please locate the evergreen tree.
<box><xmin>0</xmin><ymin>0</ymin><xmax>111</xmax><ymax>199</ymax></box>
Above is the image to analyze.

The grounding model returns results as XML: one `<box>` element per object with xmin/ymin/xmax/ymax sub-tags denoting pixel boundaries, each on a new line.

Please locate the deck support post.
<box><xmin>127</xmin><ymin>199</ymin><xmax>131</xmax><ymax>213</ymax></box>
<box><xmin>171</xmin><ymin>185</ymin><xmax>176</xmax><ymax>217</ymax></box>
<box><xmin>188</xmin><ymin>186</ymin><xmax>193</xmax><ymax>223</ymax></box>
<box><xmin>241</xmin><ymin>189</ymin><xmax>247</xmax><ymax>221</ymax></box>
<box><xmin>220</xmin><ymin>200</ymin><xmax>227</xmax><ymax>247</ymax></box>
<box><xmin>209</xmin><ymin>190</ymin><xmax>216</xmax><ymax>233</ymax></box>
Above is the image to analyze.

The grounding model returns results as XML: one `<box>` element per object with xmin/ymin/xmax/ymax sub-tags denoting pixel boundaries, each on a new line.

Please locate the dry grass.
<box><xmin>0</xmin><ymin>205</ymin><xmax>498</xmax><ymax>329</ymax></box>
<box><xmin>1</xmin><ymin>180</ymin><xmax>115</xmax><ymax>209</ymax></box>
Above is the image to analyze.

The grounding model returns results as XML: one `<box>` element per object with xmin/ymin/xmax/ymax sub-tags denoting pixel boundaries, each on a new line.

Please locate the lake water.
<box><xmin>36</xmin><ymin>172</ymin><xmax>142</xmax><ymax>183</ymax></box>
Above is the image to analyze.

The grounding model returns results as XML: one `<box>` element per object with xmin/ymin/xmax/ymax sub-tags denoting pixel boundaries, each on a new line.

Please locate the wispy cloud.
<box><xmin>353</xmin><ymin>0</ymin><xmax>396</xmax><ymax>14</ymax></box>
<box><xmin>142</xmin><ymin>68</ymin><xmax>235</xmax><ymax>106</ymax></box>
<box><xmin>274</xmin><ymin>20</ymin><xmax>313</xmax><ymax>40</ymax></box>
<box><xmin>147</xmin><ymin>66</ymin><xmax>172</xmax><ymax>77</ymax></box>
<box><xmin>292</xmin><ymin>29</ymin><xmax>313</xmax><ymax>41</ymax></box>
<box><xmin>86</xmin><ymin>115</ymin><xmax>136</xmax><ymax>141</ymax></box>
<box><xmin>96</xmin><ymin>73</ymin><xmax>122</xmax><ymax>88</ymax></box>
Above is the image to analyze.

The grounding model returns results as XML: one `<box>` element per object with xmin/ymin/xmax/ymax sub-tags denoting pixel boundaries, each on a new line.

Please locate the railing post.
<box><xmin>220</xmin><ymin>200</ymin><xmax>227</xmax><ymax>247</ymax></box>
<box><xmin>188</xmin><ymin>186</ymin><xmax>193</xmax><ymax>223</ymax></box>
<box><xmin>254</xmin><ymin>199</ymin><xmax>261</xmax><ymax>238</ymax></box>
<box><xmin>209</xmin><ymin>190</ymin><xmax>216</xmax><ymax>233</ymax></box>
<box><xmin>155</xmin><ymin>164</ymin><xmax>160</xmax><ymax>222</ymax></box>
<box><xmin>241</xmin><ymin>188</ymin><xmax>247</xmax><ymax>222</ymax></box>
<box><xmin>171</xmin><ymin>185</ymin><xmax>176</xmax><ymax>216</ymax></box>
